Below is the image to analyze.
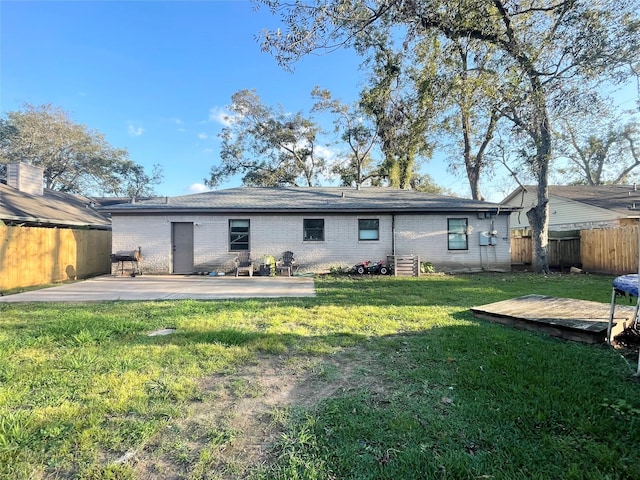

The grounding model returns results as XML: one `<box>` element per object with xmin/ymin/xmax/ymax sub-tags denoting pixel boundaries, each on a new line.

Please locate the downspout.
<box><xmin>391</xmin><ymin>213</ymin><xmax>396</xmax><ymax>276</ymax></box>
<box><xmin>391</xmin><ymin>214</ymin><xmax>396</xmax><ymax>256</ymax></box>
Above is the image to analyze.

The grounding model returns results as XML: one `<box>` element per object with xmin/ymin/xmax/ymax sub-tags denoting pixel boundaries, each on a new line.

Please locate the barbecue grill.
<box><xmin>111</xmin><ymin>248</ymin><xmax>142</xmax><ymax>276</ymax></box>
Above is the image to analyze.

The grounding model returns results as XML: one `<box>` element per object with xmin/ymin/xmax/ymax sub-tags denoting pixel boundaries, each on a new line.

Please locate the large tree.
<box><xmin>422</xmin><ymin>38</ymin><xmax>506</xmax><ymax>201</ymax></box>
<box><xmin>311</xmin><ymin>86</ymin><xmax>382</xmax><ymax>187</ymax></box>
<box><xmin>258</xmin><ymin>0</ymin><xmax>640</xmax><ymax>273</ymax></box>
<box><xmin>208</xmin><ymin>89</ymin><xmax>327</xmax><ymax>188</ymax></box>
<box><xmin>556</xmin><ymin>116</ymin><xmax>640</xmax><ymax>185</ymax></box>
<box><xmin>101</xmin><ymin>161</ymin><xmax>164</xmax><ymax>198</ymax></box>
<box><xmin>0</xmin><ymin>104</ymin><xmax>161</xmax><ymax>197</ymax></box>
<box><xmin>359</xmin><ymin>40</ymin><xmax>434</xmax><ymax>189</ymax></box>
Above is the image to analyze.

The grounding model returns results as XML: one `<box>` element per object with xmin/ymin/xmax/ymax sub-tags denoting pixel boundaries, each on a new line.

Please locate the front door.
<box><xmin>172</xmin><ymin>222</ymin><xmax>194</xmax><ymax>274</ymax></box>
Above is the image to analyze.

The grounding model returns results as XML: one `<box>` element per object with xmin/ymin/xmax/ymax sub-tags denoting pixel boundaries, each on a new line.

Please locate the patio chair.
<box><xmin>235</xmin><ymin>251</ymin><xmax>254</xmax><ymax>277</ymax></box>
<box><xmin>275</xmin><ymin>251</ymin><xmax>295</xmax><ymax>277</ymax></box>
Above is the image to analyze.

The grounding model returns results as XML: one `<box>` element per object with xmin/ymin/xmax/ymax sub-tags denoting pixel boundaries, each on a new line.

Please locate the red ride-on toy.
<box><xmin>368</xmin><ymin>260</ymin><xmax>390</xmax><ymax>275</ymax></box>
<box><xmin>353</xmin><ymin>260</ymin><xmax>372</xmax><ymax>275</ymax></box>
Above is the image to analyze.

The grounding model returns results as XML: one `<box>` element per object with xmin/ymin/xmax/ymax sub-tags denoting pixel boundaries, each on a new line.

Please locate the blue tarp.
<box><xmin>613</xmin><ymin>274</ymin><xmax>639</xmax><ymax>298</ymax></box>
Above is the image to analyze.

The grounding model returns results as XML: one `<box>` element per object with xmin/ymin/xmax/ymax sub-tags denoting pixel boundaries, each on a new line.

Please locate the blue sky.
<box><xmin>1</xmin><ymin>1</ymin><xmax>637</xmax><ymax>201</ymax></box>
<box><xmin>1</xmin><ymin>0</ymin><xmax>478</xmax><ymax>198</ymax></box>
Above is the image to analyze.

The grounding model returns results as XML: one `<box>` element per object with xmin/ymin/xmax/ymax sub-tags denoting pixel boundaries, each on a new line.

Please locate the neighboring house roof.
<box><xmin>102</xmin><ymin>187</ymin><xmax>519</xmax><ymax>215</ymax></box>
<box><xmin>0</xmin><ymin>183</ymin><xmax>111</xmax><ymax>229</ymax></box>
<box><xmin>502</xmin><ymin>185</ymin><xmax>640</xmax><ymax>217</ymax></box>
<box><xmin>90</xmin><ymin>196</ymin><xmax>154</xmax><ymax>207</ymax></box>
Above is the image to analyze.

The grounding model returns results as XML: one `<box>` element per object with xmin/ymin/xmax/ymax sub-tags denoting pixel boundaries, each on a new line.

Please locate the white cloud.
<box><xmin>314</xmin><ymin>144</ymin><xmax>337</xmax><ymax>161</ymax></box>
<box><xmin>127</xmin><ymin>122</ymin><xmax>144</xmax><ymax>137</ymax></box>
<box><xmin>198</xmin><ymin>132</ymin><xmax>208</xmax><ymax>140</ymax></box>
<box><xmin>187</xmin><ymin>183</ymin><xmax>209</xmax><ymax>194</ymax></box>
<box><xmin>208</xmin><ymin>107</ymin><xmax>234</xmax><ymax>127</ymax></box>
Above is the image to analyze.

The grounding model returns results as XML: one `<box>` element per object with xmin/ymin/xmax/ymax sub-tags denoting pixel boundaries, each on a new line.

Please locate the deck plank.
<box><xmin>471</xmin><ymin>295</ymin><xmax>636</xmax><ymax>343</ymax></box>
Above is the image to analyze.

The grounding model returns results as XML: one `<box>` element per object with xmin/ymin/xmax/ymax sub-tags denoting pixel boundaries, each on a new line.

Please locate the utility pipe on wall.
<box><xmin>391</xmin><ymin>214</ymin><xmax>396</xmax><ymax>256</ymax></box>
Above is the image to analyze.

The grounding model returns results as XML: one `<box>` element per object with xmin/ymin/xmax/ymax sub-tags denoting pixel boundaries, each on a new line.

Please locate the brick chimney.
<box><xmin>6</xmin><ymin>162</ymin><xmax>44</xmax><ymax>196</ymax></box>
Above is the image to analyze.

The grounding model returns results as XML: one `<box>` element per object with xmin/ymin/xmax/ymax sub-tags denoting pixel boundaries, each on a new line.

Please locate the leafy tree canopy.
<box><xmin>311</xmin><ymin>86</ymin><xmax>382</xmax><ymax>187</ymax></box>
<box><xmin>555</xmin><ymin>108</ymin><xmax>640</xmax><ymax>186</ymax></box>
<box><xmin>256</xmin><ymin>0</ymin><xmax>640</xmax><ymax>273</ymax></box>
<box><xmin>0</xmin><ymin>104</ymin><xmax>162</xmax><ymax>198</ymax></box>
<box><xmin>207</xmin><ymin>89</ymin><xmax>327</xmax><ymax>188</ymax></box>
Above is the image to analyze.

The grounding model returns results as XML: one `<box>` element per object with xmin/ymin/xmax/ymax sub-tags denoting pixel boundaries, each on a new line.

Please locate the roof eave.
<box><xmin>1</xmin><ymin>214</ymin><xmax>111</xmax><ymax>229</ymax></box>
<box><xmin>105</xmin><ymin>206</ymin><xmax>521</xmax><ymax>215</ymax></box>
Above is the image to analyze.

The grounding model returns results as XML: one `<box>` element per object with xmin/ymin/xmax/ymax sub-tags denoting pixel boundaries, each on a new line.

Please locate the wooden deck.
<box><xmin>471</xmin><ymin>294</ymin><xmax>637</xmax><ymax>344</ymax></box>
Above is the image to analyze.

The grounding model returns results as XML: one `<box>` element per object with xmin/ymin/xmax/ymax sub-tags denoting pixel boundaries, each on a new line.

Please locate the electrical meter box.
<box><xmin>479</xmin><ymin>232</ymin><xmax>498</xmax><ymax>246</ymax></box>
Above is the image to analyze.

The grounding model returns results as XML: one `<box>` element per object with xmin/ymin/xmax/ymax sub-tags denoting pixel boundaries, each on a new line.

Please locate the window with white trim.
<box><xmin>447</xmin><ymin>218</ymin><xmax>468</xmax><ymax>250</ymax></box>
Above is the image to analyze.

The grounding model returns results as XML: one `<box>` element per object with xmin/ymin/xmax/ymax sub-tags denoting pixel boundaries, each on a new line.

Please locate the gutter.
<box><xmin>1</xmin><ymin>215</ymin><xmax>111</xmax><ymax>230</ymax></box>
<box><xmin>103</xmin><ymin>206</ymin><xmax>522</xmax><ymax>215</ymax></box>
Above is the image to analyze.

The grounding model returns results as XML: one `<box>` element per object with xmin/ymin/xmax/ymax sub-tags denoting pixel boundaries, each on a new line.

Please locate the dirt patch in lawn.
<box><xmin>128</xmin><ymin>346</ymin><xmax>389</xmax><ymax>479</ymax></box>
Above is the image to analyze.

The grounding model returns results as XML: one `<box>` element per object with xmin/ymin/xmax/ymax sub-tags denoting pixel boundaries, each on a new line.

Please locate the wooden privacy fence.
<box><xmin>581</xmin><ymin>225</ymin><xmax>639</xmax><ymax>275</ymax></box>
<box><xmin>511</xmin><ymin>226</ymin><xmax>640</xmax><ymax>274</ymax></box>
<box><xmin>511</xmin><ymin>236</ymin><xmax>580</xmax><ymax>269</ymax></box>
<box><xmin>0</xmin><ymin>224</ymin><xmax>111</xmax><ymax>291</ymax></box>
<box><xmin>511</xmin><ymin>236</ymin><xmax>532</xmax><ymax>265</ymax></box>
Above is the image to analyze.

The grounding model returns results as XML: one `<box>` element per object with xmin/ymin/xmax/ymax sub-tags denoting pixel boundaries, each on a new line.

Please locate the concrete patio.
<box><xmin>0</xmin><ymin>275</ymin><xmax>316</xmax><ymax>302</ymax></box>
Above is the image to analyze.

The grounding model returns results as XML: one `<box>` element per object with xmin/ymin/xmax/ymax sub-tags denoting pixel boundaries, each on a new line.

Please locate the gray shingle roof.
<box><xmin>102</xmin><ymin>187</ymin><xmax>517</xmax><ymax>214</ymax></box>
<box><xmin>0</xmin><ymin>183</ymin><xmax>111</xmax><ymax>228</ymax></box>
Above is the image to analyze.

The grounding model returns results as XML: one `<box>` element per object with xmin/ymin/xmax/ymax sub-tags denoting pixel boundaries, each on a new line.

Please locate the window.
<box><xmin>229</xmin><ymin>219</ymin><xmax>250</xmax><ymax>251</ymax></box>
<box><xmin>359</xmin><ymin>219</ymin><xmax>379</xmax><ymax>241</ymax></box>
<box><xmin>304</xmin><ymin>219</ymin><xmax>324</xmax><ymax>241</ymax></box>
<box><xmin>448</xmin><ymin>218</ymin><xmax>468</xmax><ymax>250</ymax></box>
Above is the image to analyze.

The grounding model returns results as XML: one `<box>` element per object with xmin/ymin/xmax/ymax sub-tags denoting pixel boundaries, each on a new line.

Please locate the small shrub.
<box><xmin>261</xmin><ymin>255</ymin><xmax>276</xmax><ymax>276</ymax></box>
<box><xmin>329</xmin><ymin>265</ymin><xmax>346</xmax><ymax>275</ymax></box>
<box><xmin>420</xmin><ymin>262</ymin><xmax>435</xmax><ymax>274</ymax></box>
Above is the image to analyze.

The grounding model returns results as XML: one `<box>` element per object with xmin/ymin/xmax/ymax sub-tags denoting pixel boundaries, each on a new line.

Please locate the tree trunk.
<box><xmin>526</xmin><ymin>187</ymin><xmax>550</xmax><ymax>274</ymax></box>
<box><xmin>466</xmin><ymin>163</ymin><xmax>482</xmax><ymax>200</ymax></box>
<box><xmin>527</xmin><ymin>83</ymin><xmax>552</xmax><ymax>274</ymax></box>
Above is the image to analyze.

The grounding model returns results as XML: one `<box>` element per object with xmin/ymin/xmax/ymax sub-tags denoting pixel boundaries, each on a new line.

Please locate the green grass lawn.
<box><xmin>1</xmin><ymin>273</ymin><xmax>639</xmax><ymax>479</ymax></box>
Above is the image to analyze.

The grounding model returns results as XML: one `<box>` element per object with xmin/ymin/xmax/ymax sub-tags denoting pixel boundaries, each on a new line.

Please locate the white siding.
<box><xmin>504</xmin><ymin>191</ymin><xmax>622</xmax><ymax>231</ymax></box>
<box><xmin>112</xmin><ymin>212</ymin><xmax>511</xmax><ymax>274</ymax></box>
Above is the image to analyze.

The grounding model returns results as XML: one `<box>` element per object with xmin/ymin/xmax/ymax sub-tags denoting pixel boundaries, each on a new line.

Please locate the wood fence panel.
<box><xmin>581</xmin><ymin>226</ymin><xmax>639</xmax><ymax>275</ymax></box>
<box><xmin>548</xmin><ymin>237</ymin><xmax>580</xmax><ymax>268</ymax></box>
<box><xmin>0</xmin><ymin>225</ymin><xmax>111</xmax><ymax>291</ymax></box>
<box><xmin>511</xmin><ymin>237</ymin><xmax>532</xmax><ymax>264</ymax></box>
<box><xmin>511</xmin><ymin>236</ymin><xmax>580</xmax><ymax>268</ymax></box>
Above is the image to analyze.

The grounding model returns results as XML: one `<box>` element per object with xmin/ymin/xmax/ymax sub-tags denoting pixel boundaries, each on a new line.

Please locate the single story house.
<box><xmin>502</xmin><ymin>185</ymin><xmax>640</xmax><ymax>233</ymax></box>
<box><xmin>1</xmin><ymin>162</ymin><xmax>111</xmax><ymax>229</ymax></box>
<box><xmin>103</xmin><ymin>187</ymin><xmax>519</xmax><ymax>274</ymax></box>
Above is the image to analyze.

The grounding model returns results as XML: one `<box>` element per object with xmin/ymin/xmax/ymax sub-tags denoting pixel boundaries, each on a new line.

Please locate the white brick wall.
<box><xmin>395</xmin><ymin>214</ymin><xmax>511</xmax><ymax>271</ymax></box>
<box><xmin>111</xmin><ymin>212</ymin><xmax>511</xmax><ymax>274</ymax></box>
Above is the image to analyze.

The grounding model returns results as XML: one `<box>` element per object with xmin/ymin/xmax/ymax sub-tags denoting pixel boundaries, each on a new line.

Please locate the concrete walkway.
<box><xmin>0</xmin><ymin>275</ymin><xmax>316</xmax><ymax>302</ymax></box>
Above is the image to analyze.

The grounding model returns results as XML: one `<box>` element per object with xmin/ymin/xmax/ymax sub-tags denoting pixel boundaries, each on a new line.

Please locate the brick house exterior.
<box><xmin>104</xmin><ymin>187</ymin><xmax>518</xmax><ymax>274</ymax></box>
